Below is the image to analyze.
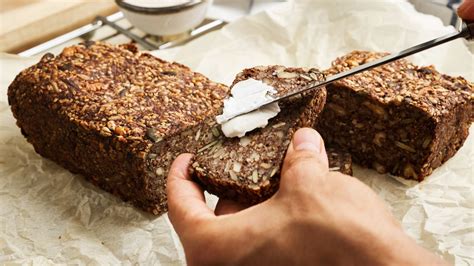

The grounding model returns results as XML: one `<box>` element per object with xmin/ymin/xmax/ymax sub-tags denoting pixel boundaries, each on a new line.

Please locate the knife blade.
<box><xmin>217</xmin><ymin>20</ymin><xmax>473</xmax><ymax>124</ymax></box>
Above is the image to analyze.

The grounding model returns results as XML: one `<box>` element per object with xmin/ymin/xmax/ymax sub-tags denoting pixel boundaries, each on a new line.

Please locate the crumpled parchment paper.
<box><xmin>1</xmin><ymin>0</ymin><xmax>473</xmax><ymax>264</ymax></box>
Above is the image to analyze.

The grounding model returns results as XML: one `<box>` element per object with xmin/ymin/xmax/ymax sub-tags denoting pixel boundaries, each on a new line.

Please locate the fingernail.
<box><xmin>293</xmin><ymin>128</ymin><xmax>323</xmax><ymax>152</ymax></box>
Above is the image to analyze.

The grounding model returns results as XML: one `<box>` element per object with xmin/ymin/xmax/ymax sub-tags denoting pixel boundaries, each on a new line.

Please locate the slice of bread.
<box><xmin>190</xmin><ymin>66</ymin><xmax>327</xmax><ymax>204</ymax></box>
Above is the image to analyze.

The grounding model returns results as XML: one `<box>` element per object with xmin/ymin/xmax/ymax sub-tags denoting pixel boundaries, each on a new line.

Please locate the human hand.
<box><xmin>167</xmin><ymin>128</ymin><xmax>446</xmax><ymax>265</ymax></box>
<box><xmin>458</xmin><ymin>0</ymin><xmax>474</xmax><ymax>20</ymax></box>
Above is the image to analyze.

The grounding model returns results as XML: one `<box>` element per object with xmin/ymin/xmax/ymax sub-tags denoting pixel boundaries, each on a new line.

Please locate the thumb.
<box><xmin>278</xmin><ymin>128</ymin><xmax>329</xmax><ymax>195</ymax></box>
<box><xmin>458</xmin><ymin>0</ymin><xmax>474</xmax><ymax>21</ymax></box>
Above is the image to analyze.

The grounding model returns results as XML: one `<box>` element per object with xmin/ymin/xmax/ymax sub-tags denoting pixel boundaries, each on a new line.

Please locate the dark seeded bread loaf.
<box><xmin>9</xmin><ymin>42</ymin><xmax>340</xmax><ymax>214</ymax></box>
<box><xmin>8</xmin><ymin>42</ymin><xmax>229</xmax><ymax>215</ymax></box>
<box><xmin>316</xmin><ymin>51</ymin><xmax>473</xmax><ymax>180</ymax></box>
<box><xmin>189</xmin><ymin>66</ymin><xmax>327</xmax><ymax>204</ymax></box>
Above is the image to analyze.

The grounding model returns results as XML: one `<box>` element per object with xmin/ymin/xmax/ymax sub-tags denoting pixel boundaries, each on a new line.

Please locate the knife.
<box><xmin>217</xmin><ymin>20</ymin><xmax>474</xmax><ymax>124</ymax></box>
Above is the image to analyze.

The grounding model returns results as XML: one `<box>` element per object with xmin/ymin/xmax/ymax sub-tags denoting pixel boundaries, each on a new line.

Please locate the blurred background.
<box><xmin>0</xmin><ymin>0</ymin><xmax>469</xmax><ymax>56</ymax></box>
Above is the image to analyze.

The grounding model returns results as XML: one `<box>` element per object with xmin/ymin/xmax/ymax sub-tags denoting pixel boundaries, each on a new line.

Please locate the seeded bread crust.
<box><xmin>189</xmin><ymin>66</ymin><xmax>327</xmax><ymax>204</ymax></box>
<box><xmin>316</xmin><ymin>51</ymin><xmax>473</xmax><ymax>180</ymax></box>
<box><xmin>8</xmin><ymin>42</ymin><xmax>229</xmax><ymax>215</ymax></box>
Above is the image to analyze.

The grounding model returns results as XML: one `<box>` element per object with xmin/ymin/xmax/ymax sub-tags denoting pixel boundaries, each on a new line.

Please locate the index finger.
<box><xmin>166</xmin><ymin>153</ymin><xmax>215</xmax><ymax>235</ymax></box>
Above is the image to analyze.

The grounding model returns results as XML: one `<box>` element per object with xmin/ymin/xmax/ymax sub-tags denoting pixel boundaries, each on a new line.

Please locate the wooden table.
<box><xmin>0</xmin><ymin>0</ymin><xmax>118</xmax><ymax>53</ymax></box>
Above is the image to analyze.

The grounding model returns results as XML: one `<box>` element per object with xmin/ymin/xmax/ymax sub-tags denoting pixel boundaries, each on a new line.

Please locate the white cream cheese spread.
<box><xmin>216</xmin><ymin>78</ymin><xmax>280</xmax><ymax>138</ymax></box>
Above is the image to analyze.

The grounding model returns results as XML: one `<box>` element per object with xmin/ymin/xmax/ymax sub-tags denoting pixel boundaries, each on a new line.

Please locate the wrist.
<box><xmin>361</xmin><ymin>227</ymin><xmax>447</xmax><ymax>266</ymax></box>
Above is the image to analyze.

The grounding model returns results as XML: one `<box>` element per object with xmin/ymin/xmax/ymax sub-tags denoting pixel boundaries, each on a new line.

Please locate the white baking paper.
<box><xmin>1</xmin><ymin>0</ymin><xmax>473</xmax><ymax>264</ymax></box>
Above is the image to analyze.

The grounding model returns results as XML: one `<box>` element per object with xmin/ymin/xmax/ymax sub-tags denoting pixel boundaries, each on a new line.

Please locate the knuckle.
<box><xmin>279</xmin><ymin>151</ymin><xmax>330</xmax><ymax>199</ymax></box>
<box><xmin>283</xmin><ymin>150</ymin><xmax>327</xmax><ymax>174</ymax></box>
<box><xmin>284</xmin><ymin>151</ymin><xmax>315</xmax><ymax>168</ymax></box>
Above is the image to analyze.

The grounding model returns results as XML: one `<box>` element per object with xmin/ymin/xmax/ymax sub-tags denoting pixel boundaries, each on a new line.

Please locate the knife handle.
<box><xmin>464</xmin><ymin>21</ymin><xmax>474</xmax><ymax>40</ymax></box>
<box><xmin>459</xmin><ymin>19</ymin><xmax>474</xmax><ymax>40</ymax></box>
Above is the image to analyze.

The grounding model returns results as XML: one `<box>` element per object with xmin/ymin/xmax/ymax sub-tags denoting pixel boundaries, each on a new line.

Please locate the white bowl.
<box><xmin>116</xmin><ymin>0</ymin><xmax>210</xmax><ymax>36</ymax></box>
